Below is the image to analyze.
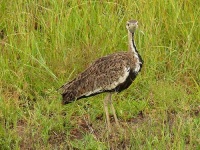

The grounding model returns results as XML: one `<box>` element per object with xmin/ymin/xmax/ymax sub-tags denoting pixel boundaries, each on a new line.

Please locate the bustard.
<box><xmin>59</xmin><ymin>20</ymin><xmax>143</xmax><ymax>132</ymax></box>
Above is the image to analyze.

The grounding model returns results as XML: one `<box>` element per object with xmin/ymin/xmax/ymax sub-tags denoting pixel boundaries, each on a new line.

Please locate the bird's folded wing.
<box><xmin>60</xmin><ymin>52</ymin><xmax>133</xmax><ymax>100</ymax></box>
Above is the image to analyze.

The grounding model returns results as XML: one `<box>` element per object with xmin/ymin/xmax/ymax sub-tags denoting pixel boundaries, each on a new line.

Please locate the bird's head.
<box><xmin>126</xmin><ymin>20</ymin><xmax>138</xmax><ymax>33</ymax></box>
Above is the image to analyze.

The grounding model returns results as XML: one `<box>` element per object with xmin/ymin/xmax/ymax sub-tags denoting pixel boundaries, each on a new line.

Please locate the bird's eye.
<box><xmin>127</xmin><ymin>23</ymin><xmax>130</xmax><ymax>26</ymax></box>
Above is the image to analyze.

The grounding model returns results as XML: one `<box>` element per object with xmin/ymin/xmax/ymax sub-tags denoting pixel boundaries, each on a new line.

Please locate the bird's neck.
<box><xmin>128</xmin><ymin>31</ymin><xmax>137</xmax><ymax>54</ymax></box>
<box><xmin>128</xmin><ymin>30</ymin><xmax>143</xmax><ymax>72</ymax></box>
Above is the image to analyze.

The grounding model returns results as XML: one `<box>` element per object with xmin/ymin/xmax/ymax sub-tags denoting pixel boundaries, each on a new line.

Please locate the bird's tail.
<box><xmin>61</xmin><ymin>90</ymin><xmax>77</xmax><ymax>104</ymax></box>
<box><xmin>59</xmin><ymin>80</ymin><xmax>80</xmax><ymax>104</ymax></box>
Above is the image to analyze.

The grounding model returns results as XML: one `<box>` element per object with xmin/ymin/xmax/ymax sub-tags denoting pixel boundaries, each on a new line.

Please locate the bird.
<box><xmin>59</xmin><ymin>20</ymin><xmax>143</xmax><ymax>132</ymax></box>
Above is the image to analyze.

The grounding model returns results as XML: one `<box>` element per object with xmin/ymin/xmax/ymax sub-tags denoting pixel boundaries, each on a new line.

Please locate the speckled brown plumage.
<box><xmin>60</xmin><ymin>52</ymin><xmax>139</xmax><ymax>104</ymax></box>
<box><xmin>60</xmin><ymin>20</ymin><xmax>143</xmax><ymax>105</ymax></box>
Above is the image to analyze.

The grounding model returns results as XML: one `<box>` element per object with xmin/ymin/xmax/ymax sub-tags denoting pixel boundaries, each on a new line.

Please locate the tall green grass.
<box><xmin>0</xmin><ymin>0</ymin><xmax>199</xmax><ymax>149</ymax></box>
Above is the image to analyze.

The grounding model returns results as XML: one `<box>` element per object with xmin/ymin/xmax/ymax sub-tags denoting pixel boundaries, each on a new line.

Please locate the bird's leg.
<box><xmin>103</xmin><ymin>94</ymin><xmax>111</xmax><ymax>132</ymax></box>
<box><xmin>109</xmin><ymin>94</ymin><xmax>120</xmax><ymax>127</ymax></box>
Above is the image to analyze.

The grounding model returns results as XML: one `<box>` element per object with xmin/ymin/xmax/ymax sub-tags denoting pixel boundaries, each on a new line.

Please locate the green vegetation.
<box><xmin>0</xmin><ymin>0</ymin><xmax>199</xmax><ymax>149</ymax></box>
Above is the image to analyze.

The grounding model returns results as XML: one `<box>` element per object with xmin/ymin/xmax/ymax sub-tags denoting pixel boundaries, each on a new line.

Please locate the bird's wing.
<box><xmin>60</xmin><ymin>52</ymin><xmax>134</xmax><ymax>104</ymax></box>
<box><xmin>80</xmin><ymin>63</ymin><xmax>131</xmax><ymax>97</ymax></box>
